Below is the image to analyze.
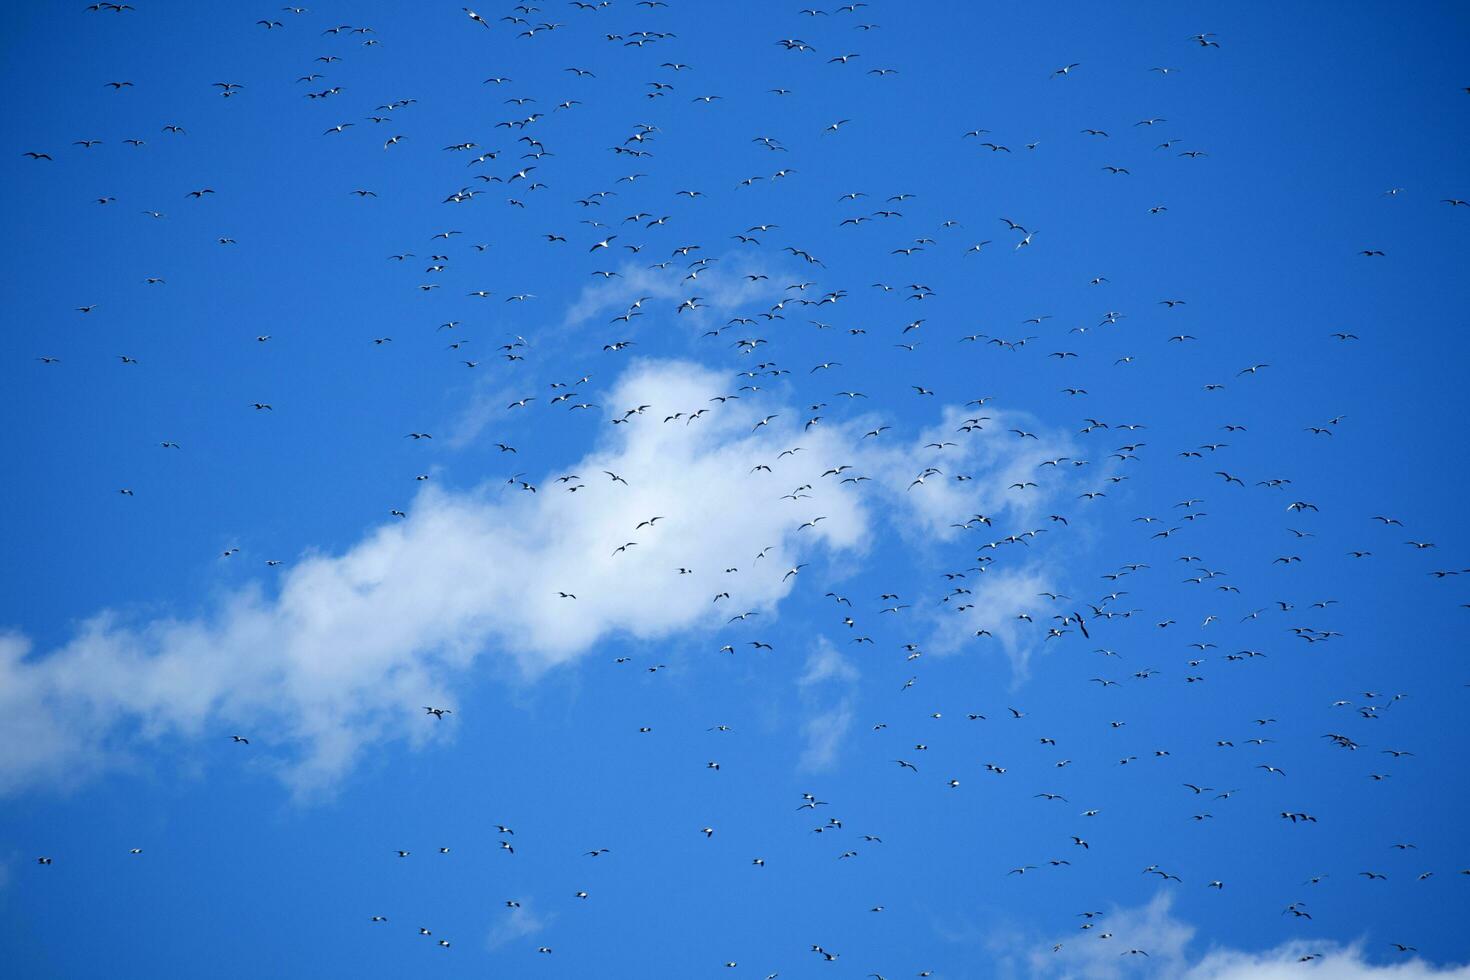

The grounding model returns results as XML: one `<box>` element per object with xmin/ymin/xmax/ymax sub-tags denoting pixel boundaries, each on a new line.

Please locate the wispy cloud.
<box><xmin>795</xmin><ymin>638</ymin><xmax>860</xmax><ymax>771</ymax></box>
<box><xmin>560</xmin><ymin>250</ymin><xmax>794</xmax><ymax>333</ymax></box>
<box><xmin>486</xmin><ymin>902</ymin><xmax>550</xmax><ymax>951</ymax></box>
<box><xmin>443</xmin><ymin>372</ymin><xmax>523</xmax><ymax>449</ymax></box>
<box><xmin>860</xmin><ymin>403</ymin><xmax>1089</xmax><ymax>678</ymax></box>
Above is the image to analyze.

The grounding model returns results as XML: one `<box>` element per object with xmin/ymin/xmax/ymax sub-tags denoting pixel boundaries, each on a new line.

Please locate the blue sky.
<box><xmin>2</xmin><ymin>1</ymin><xmax>1469</xmax><ymax>977</ymax></box>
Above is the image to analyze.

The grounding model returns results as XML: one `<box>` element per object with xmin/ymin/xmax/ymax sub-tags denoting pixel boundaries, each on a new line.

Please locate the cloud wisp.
<box><xmin>795</xmin><ymin>638</ymin><xmax>861</xmax><ymax>771</ymax></box>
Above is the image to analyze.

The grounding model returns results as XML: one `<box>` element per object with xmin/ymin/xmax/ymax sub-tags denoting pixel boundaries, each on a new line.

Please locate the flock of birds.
<box><xmin>14</xmin><ymin>0</ymin><xmax>1470</xmax><ymax>975</ymax></box>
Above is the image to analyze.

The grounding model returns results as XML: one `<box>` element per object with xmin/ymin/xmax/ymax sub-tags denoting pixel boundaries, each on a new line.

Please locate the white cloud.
<box><xmin>1001</xmin><ymin>892</ymin><xmax>1470</xmax><ymax>979</ymax></box>
<box><xmin>1018</xmin><ymin>892</ymin><xmax>1197</xmax><ymax>978</ymax></box>
<box><xmin>919</xmin><ymin>563</ymin><xmax>1069</xmax><ymax>682</ymax></box>
<box><xmin>1184</xmin><ymin>948</ymin><xmax>1470</xmax><ymax>979</ymax></box>
<box><xmin>0</xmin><ymin>359</ymin><xmax>1080</xmax><ymax>798</ymax></box>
